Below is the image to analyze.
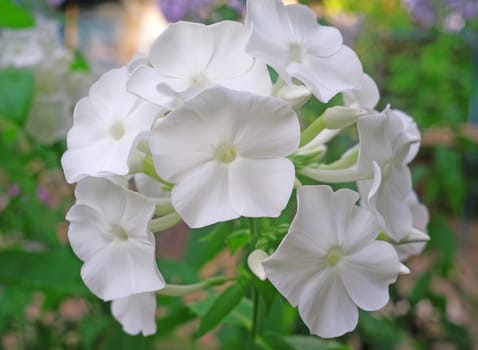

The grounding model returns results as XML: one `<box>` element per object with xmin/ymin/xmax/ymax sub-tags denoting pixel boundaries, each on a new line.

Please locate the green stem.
<box><xmin>248</xmin><ymin>218</ymin><xmax>261</xmax><ymax>341</ymax></box>
<box><xmin>158</xmin><ymin>276</ymin><xmax>234</xmax><ymax>296</ymax></box>
<box><xmin>300</xmin><ymin>114</ymin><xmax>327</xmax><ymax>147</ymax></box>
<box><xmin>150</xmin><ymin>212</ymin><xmax>181</xmax><ymax>232</ymax></box>
<box><xmin>142</xmin><ymin>154</ymin><xmax>174</xmax><ymax>191</ymax></box>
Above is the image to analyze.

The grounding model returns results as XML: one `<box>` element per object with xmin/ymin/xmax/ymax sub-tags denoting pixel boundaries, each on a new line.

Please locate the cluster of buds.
<box><xmin>61</xmin><ymin>0</ymin><xmax>429</xmax><ymax>338</ymax></box>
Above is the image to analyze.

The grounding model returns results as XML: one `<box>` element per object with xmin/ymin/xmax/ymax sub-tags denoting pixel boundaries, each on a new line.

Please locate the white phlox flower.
<box><xmin>66</xmin><ymin>177</ymin><xmax>165</xmax><ymax>301</ymax></box>
<box><xmin>149</xmin><ymin>87</ymin><xmax>300</xmax><ymax>228</ymax></box>
<box><xmin>0</xmin><ymin>29</ymin><xmax>44</xmax><ymax>68</ymax></box>
<box><xmin>127</xmin><ymin>20</ymin><xmax>272</xmax><ymax>110</ymax></box>
<box><xmin>356</xmin><ymin>108</ymin><xmax>421</xmax><ymax>241</ymax></box>
<box><xmin>111</xmin><ymin>292</ymin><xmax>157</xmax><ymax>336</ymax></box>
<box><xmin>61</xmin><ymin>67</ymin><xmax>164</xmax><ymax>184</ymax></box>
<box><xmin>263</xmin><ymin>185</ymin><xmax>401</xmax><ymax>338</ymax></box>
<box><xmin>245</xmin><ymin>0</ymin><xmax>363</xmax><ymax>102</ymax></box>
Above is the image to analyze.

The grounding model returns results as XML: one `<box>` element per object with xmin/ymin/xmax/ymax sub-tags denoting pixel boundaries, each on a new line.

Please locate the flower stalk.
<box><xmin>150</xmin><ymin>212</ymin><xmax>181</xmax><ymax>233</ymax></box>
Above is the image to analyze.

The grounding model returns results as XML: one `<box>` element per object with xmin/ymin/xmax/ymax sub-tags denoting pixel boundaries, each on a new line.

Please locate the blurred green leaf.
<box><xmin>257</xmin><ymin>333</ymin><xmax>296</xmax><ymax>350</ymax></box>
<box><xmin>427</xmin><ymin>216</ymin><xmax>458</xmax><ymax>276</ymax></box>
<box><xmin>358</xmin><ymin>312</ymin><xmax>403</xmax><ymax>350</ymax></box>
<box><xmin>186</xmin><ymin>222</ymin><xmax>232</xmax><ymax>267</ymax></box>
<box><xmin>0</xmin><ymin>69</ymin><xmax>35</xmax><ymax>124</ymax></box>
<box><xmin>195</xmin><ymin>282</ymin><xmax>248</xmax><ymax>338</ymax></box>
<box><xmin>0</xmin><ymin>0</ymin><xmax>34</xmax><ymax>28</ymax></box>
<box><xmin>286</xmin><ymin>335</ymin><xmax>351</xmax><ymax>350</ymax></box>
<box><xmin>0</xmin><ymin>249</ymin><xmax>88</xmax><ymax>295</ymax></box>
<box><xmin>225</xmin><ymin>229</ymin><xmax>251</xmax><ymax>254</ymax></box>
<box><xmin>409</xmin><ymin>272</ymin><xmax>431</xmax><ymax>305</ymax></box>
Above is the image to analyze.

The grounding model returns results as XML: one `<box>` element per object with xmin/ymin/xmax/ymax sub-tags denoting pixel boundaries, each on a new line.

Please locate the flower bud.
<box><xmin>247</xmin><ymin>249</ymin><xmax>269</xmax><ymax>281</ymax></box>
<box><xmin>323</xmin><ymin>106</ymin><xmax>366</xmax><ymax>129</ymax></box>
<box><xmin>276</xmin><ymin>84</ymin><xmax>311</xmax><ymax>109</ymax></box>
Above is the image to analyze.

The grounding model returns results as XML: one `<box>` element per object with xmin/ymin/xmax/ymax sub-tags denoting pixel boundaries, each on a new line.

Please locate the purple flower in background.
<box><xmin>227</xmin><ymin>0</ymin><xmax>246</xmax><ymax>13</ymax></box>
<box><xmin>7</xmin><ymin>184</ymin><xmax>20</xmax><ymax>197</ymax></box>
<box><xmin>157</xmin><ymin>0</ymin><xmax>215</xmax><ymax>22</ymax></box>
<box><xmin>448</xmin><ymin>0</ymin><xmax>478</xmax><ymax>19</ymax></box>
<box><xmin>157</xmin><ymin>0</ymin><xmax>189</xmax><ymax>22</ymax></box>
<box><xmin>404</xmin><ymin>0</ymin><xmax>438</xmax><ymax>26</ymax></box>
<box><xmin>190</xmin><ymin>0</ymin><xmax>213</xmax><ymax>12</ymax></box>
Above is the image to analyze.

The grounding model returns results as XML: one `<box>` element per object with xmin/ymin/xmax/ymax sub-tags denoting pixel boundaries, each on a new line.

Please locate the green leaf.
<box><xmin>225</xmin><ymin>229</ymin><xmax>251</xmax><ymax>253</ymax></box>
<box><xmin>185</xmin><ymin>222</ymin><xmax>232</xmax><ymax>267</ymax></box>
<box><xmin>257</xmin><ymin>333</ymin><xmax>296</xmax><ymax>350</ymax></box>
<box><xmin>286</xmin><ymin>335</ymin><xmax>351</xmax><ymax>350</ymax></box>
<box><xmin>0</xmin><ymin>0</ymin><xmax>34</xmax><ymax>28</ymax></box>
<box><xmin>427</xmin><ymin>216</ymin><xmax>458</xmax><ymax>276</ymax></box>
<box><xmin>358</xmin><ymin>311</ymin><xmax>403</xmax><ymax>350</ymax></box>
<box><xmin>195</xmin><ymin>282</ymin><xmax>248</xmax><ymax>338</ymax></box>
<box><xmin>0</xmin><ymin>249</ymin><xmax>88</xmax><ymax>295</ymax></box>
<box><xmin>189</xmin><ymin>294</ymin><xmax>252</xmax><ymax>330</ymax></box>
<box><xmin>0</xmin><ymin>69</ymin><xmax>35</xmax><ymax>124</ymax></box>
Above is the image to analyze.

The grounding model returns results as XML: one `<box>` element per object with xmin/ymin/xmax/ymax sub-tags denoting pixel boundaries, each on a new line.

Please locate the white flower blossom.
<box><xmin>111</xmin><ymin>292</ymin><xmax>157</xmax><ymax>336</ymax></box>
<box><xmin>66</xmin><ymin>177</ymin><xmax>165</xmax><ymax>300</ymax></box>
<box><xmin>245</xmin><ymin>0</ymin><xmax>363</xmax><ymax>102</ymax></box>
<box><xmin>127</xmin><ymin>20</ymin><xmax>271</xmax><ymax>110</ymax></box>
<box><xmin>263</xmin><ymin>185</ymin><xmax>401</xmax><ymax>338</ymax></box>
<box><xmin>356</xmin><ymin>109</ymin><xmax>420</xmax><ymax>241</ymax></box>
<box><xmin>61</xmin><ymin>67</ymin><xmax>164</xmax><ymax>183</ymax></box>
<box><xmin>149</xmin><ymin>87</ymin><xmax>300</xmax><ymax>228</ymax></box>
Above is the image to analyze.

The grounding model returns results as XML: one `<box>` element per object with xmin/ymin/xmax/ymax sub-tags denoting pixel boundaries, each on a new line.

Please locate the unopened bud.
<box><xmin>323</xmin><ymin>106</ymin><xmax>366</xmax><ymax>129</ymax></box>
<box><xmin>247</xmin><ymin>249</ymin><xmax>269</xmax><ymax>281</ymax></box>
<box><xmin>276</xmin><ymin>84</ymin><xmax>311</xmax><ymax>109</ymax></box>
<box><xmin>399</xmin><ymin>263</ymin><xmax>411</xmax><ymax>275</ymax></box>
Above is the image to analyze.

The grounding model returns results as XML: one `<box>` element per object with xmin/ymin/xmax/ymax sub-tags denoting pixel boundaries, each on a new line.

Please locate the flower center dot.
<box><xmin>110</xmin><ymin>121</ymin><xmax>125</xmax><ymax>140</ymax></box>
<box><xmin>111</xmin><ymin>224</ymin><xmax>129</xmax><ymax>241</ymax></box>
<box><xmin>289</xmin><ymin>43</ymin><xmax>303</xmax><ymax>63</ymax></box>
<box><xmin>326</xmin><ymin>247</ymin><xmax>343</xmax><ymax>266</ymax></box>
<box><xmin>215</xmin><ymin>144</ymin><xmax>237</xmax><ymax>164</ymax></box>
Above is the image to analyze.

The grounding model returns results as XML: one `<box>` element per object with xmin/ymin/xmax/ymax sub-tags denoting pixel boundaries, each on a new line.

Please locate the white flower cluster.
<box><xmin>61</xmin><ymin>0</ymin><xmax>430</xmax><ymax>338</ymax></box>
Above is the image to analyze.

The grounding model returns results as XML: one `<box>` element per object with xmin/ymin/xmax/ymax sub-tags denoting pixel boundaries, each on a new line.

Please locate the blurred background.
<box><xmin>0</xmin><ymin>0</ymin><xmax>477</xmax><ymax>349</ymax></box>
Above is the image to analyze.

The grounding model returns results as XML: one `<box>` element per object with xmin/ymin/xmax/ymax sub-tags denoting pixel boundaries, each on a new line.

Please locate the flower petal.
<box><xmin>89</xmin><ymin>67</ymin><xmax>137</xmax><ymax>113</ymax></box>
<box><xmin>340</xmin><ymin>241</ymin><xmax>400</xmax><ymax>311</ymax></box>
<box><xmin>150</xmin><ymin>107</ymin><xmax>215</xmax><ymax>182</ymax></box>
<box><xmin>298</xmin><ymin>269</ymin><xmax>359</xmax><ymax>338</ymax></box>
<box><xmin>66</xmin><ymin>204</ymin><xmax>111</xmax><ymax>261</ymax></box>
<box><xmin>127</xmin><ymin>65</ymin><xmax>188</xmax><ymax>108</ymax></box>
<box><xmin>149</xmin><ymin>21</ymin><xmax>214</xmax><ymax>77</ymax></box>
<box><xmin>81</xmin><ymin>239</ymin><xmax>165</xmax><ymax>301</ymax></box>
<box><xmin>73</xmin><ymin>177</ymin><xmax>127</xmax><ymax>222</ymax></box>
<box><xmin>342</xmin><ymin>73</ymin><xmax>380</xmax><ymax>110</ymax></box>
<box><xmin>231</xmin><ymin>95</ymin><xmax>300</xmax><ymax>158</ymax></box>
<box><xmin>111</xmin><ymin>292</ymin><xmax>157</xmax><ymax>336</ymax></box>
<box><xmin>170</xmin><ymin>161</ymin><xmax>238</xmax><ymax>228</ymax></box>
<box><xmin>289</xmin><ymin>45</ymin><xmax>363</xmax><ymax>102</ymax></box>
<box><xmin>229</xmin><ymin>158</ymin><xmax>295</xmax><ymax>218</ymax></box>
<box><xmin>285</xmin><ymin>5</ymin><xmax>342</xmax><ymax>56</ymax></box>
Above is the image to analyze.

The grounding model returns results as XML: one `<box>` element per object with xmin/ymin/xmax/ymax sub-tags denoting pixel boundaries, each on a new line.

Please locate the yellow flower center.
<box><xmin>215</xmin><ymin>144</ymin><xmax>237</xmax><ymax>164</ymax></box>
<box><xmin>111</xmin><ymin>224</ymin><xmax>128</xmax><ymax>241</ymax></box>
<box><xmin>110</xmin><ymin>121</ymin><xmax>125</xmax><ymax>140</ymax></box>
<box><xmin>326</xmin><ymin>247</ymin><xmax>343</xmax><ymax>267</ymax></box>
